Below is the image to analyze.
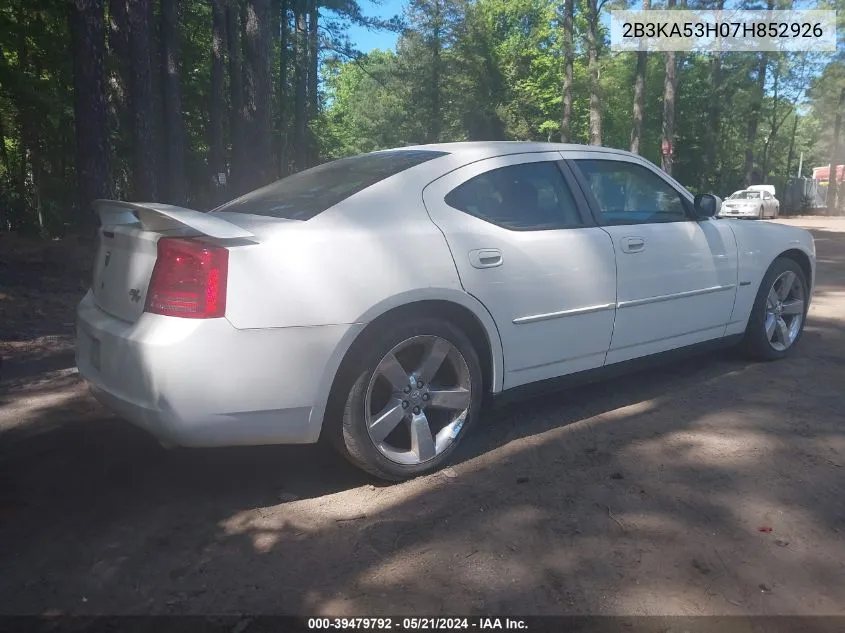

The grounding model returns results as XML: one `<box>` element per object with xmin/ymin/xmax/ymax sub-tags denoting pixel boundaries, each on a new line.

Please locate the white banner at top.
<box><xmin>610</xmin><ymin>10</ymin><xmax>837</xmax><ymax>52</ymax></box>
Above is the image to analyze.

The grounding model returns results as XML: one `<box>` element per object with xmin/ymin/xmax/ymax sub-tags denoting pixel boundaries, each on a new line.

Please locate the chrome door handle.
<box><xmin>469</xmin><ymin>249</ymin><xmax>503</xmax><ymax>269</ymax></box>
<box><xmin>620</xmin><ymin>236</ymin><xmax>645</xmax><ymax>253</ymax></box>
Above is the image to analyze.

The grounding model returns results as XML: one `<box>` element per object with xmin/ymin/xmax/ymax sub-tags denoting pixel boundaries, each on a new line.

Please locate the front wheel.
<box><xmin>333</xmin><ymin>316</ymin><xmax>483</xmax><ymax>481</ymax></box>
<box><xmin>741</xmin><ymin>257</ymin><xmax>809</xmax><ymax>361</ymax></box>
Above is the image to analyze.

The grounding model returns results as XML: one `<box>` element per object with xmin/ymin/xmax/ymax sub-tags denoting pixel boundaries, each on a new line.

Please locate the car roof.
<box><xmin>384</xmin><ymin>141</ymin><xmax>638</xmax><ymax>161</ymax></box>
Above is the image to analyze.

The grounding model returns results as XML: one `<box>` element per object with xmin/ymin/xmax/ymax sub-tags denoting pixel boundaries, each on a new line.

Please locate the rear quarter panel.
<box><xmin>222</xmin><ymin>176</ymin><xmax>465</xmax><ymax>330</ymax></box>
<box><xmin>220</xmin><ymin>158</ymin><xmax>507</xmax><ymax>400</ymax></box>
<box><xmin>723</xmin><ymin>219</ymin><xmax>816</xmax><ymax>337</ymax></box>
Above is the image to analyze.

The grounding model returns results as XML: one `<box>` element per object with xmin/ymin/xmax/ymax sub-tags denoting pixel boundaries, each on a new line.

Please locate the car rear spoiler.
<box><xmin>92</xmin><ymin>199</ymin><xmax>255</xmax><ymax>240</ymax></box>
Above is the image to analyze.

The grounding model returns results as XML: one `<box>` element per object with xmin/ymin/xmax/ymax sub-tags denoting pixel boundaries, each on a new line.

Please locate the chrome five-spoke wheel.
<box><xmin>742</xmin><ymin>257</ymin><xmax>808</xmax><ymax>361</ymax></box>
<box><xmin>336</xmin><ymin>316</ymin><xmax>481</xmax><ymax>480</ymax></box>
<box><xmin>764</xmin><ymin>270</ymin><xmax>805</xmax><ymax>352</ymax></box>
<box><xmin>365</xmin><ymin>335</ymin><xmax>472</xmax><ymax>465</ymax></box>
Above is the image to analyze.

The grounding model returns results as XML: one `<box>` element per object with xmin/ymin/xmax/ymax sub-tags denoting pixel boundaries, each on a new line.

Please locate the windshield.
<box><xmin>213</xmin><ymin>149</ymin><xmax>449</xmax><ymax>220</ymax></box>
<box><xmin>729</xmin><ymin>191</ymin><xmax>762</xmax><ymax>200</ymax></box>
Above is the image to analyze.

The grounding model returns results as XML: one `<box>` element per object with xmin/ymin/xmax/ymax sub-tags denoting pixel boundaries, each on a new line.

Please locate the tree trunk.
<box><xmin>0</xmin><ymin>42</ymin><xmax>9</xmax><ymax>177</ymax></box>
<box><xmin>744</xmin><ymin>0</ymin><xmax>774</xmax><ymax>187</ymax></box>
<box><xmin>307</xmin><ymin>0</ymin><xmax>317</xmax><ymax>120</ymax></box>
<box><xmin>16</xmin><ymin>3</ymin><xmax>34</xmax><ymax>231</ymax></box>
<box><xmin>227</xmin><ymin>0</ymin><xmax>246</xmax><ymax>194</ymax></box>
<box><xmin>630</xmin><ymin>50</ymin><xmax>646</xmax><ymax>154</ymax></box>
<box><xmin>278</xmin><ymin>0</ymin><xmax>289</xmax><ymax>176</ymax></box>
<box><xmin>293</xmin><ymin>0</ymin><xmax>307</xmax><ymax>170</ymax></box>
<box><xmin>560</xmin><ymin>0</ymin><xmax>573</xmax><ymax>143</ymax></box>
<box><xmin>703</xmin><ymin>64</ymin><xmax>721</xmax><ymax>187</ymax></box>
<box><xmin>108</xmin><ymin>0</ymin><xmax>131</xmax><ymax>196</ymax></box>
<box><xmin>307</xmin><ymin>0</ymin><xmax>318</xmax><ymax>165</ymax></box>
<box><xmin>630</xmin><ymin>0</ymin><xmax>649</xmax><ymax>154</ymax></box>
<box><xmin>31</xmin><ymin>56</ymin><xmax>45</xmax><ymax>234</ymax></box>
<box><xmin>149</xmin><ymin>0</ymin><xmax>165</xmax><ymax>196</ymax></box>
<box><xmin>785</xmin><ymin>113</ymin><xmax>798</xmax><ymax>178</ymax></box>
<box><xmin>586</xmin><ymin>0</ymin><xmax>601</xmax><ymax>146</ymax></box>
<box><xmin>127</xmin><ymin>0</ymin><xmax>157</xmax><ymax>200</ymax></box>
<box><xmin>660</xmin><ymin>0</ymin><xmax>676</xmax><ymax>175</ymax></box>
<box><xmin>761</xmin><ymin>63</ymin><xmax>780</xmax><ymax>184</ymax></box>
<box><xmin>18</xmin><ymin>120</ymin><xmax>27</xmax><ymax>219</ymax></box>
<box><xmin>210</xmin><ymin>0</ymin><xmax>227</xmax><ymax>204</ymax></box>
<box><xmin>242</xmin><ymin>0</ymin><xmax>273</xmax><ymax>189</ymax></box>
<box><xmin>160</xmin><ymin>0</ymin><xmax>187</xmax><ymax>204</ymax></box>
<box><xmin>430</xmin><ymin>0</ymin><xmax>443</xmax><ymax>144</ymax></box>
<box><xmin>70</xmin><ymin>0</ymin><xmax>113</xmax><ymax>228</ymax></box>
<box><xmin>829</xmin><ymin>87</ymin><xmax>845</xmax><ymax>215</ymax></box>
<box><xmin>31</xmin><ymin>137</ymin><xmax>44</xmax><ymax>234</ymax></box>
<box><xmin>107</xmin><ymin>0</ymin><xmax>130</xmax><ymax>104</ymax></box>
<box><xmin>0</xmin><ymin>115</ymin><xmax>9</xmax><ymax>176</ymax></box>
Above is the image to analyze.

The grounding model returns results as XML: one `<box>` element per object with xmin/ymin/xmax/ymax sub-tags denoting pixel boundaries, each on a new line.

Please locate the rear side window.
<box><xmin>444</xmin><ymin>161</ymin><xmax>584</xmax><ymax>230</ymax></box>
<box><xmin>213</xmin><ymin>150</ymin><xmax>448</xmax><ymax>220</ymax></box>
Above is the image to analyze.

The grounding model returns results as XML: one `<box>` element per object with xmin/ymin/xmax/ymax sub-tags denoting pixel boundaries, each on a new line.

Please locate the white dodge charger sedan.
<box><xmin>76</xmin><ymin>142</ymin><xmax>815</xmax><ymax>480</ymax></box>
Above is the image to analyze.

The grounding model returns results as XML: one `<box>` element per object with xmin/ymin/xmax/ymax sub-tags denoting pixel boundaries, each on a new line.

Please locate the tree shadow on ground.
<box><xmin>2</xmin><ymin>313</ymin><xmax>843</xmax><ymax>616</ymax></box>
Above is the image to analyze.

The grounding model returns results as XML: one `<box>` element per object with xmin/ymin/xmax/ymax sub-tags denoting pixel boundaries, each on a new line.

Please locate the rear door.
<box><xmin>422</xmin><ymin>152</ymin><xmax>618</xmax><ymax>389</ymax></box>
<box><xmin>566</xmin><ymin>153</ymin><xmax>738</xmax><ymax>365</ymax></box>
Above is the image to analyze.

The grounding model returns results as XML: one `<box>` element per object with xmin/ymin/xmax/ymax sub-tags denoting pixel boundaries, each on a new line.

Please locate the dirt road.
<box><xmin>1</xmin><ymin>218</ymin><xmax>844</xmax><ymax>616</ymax></box>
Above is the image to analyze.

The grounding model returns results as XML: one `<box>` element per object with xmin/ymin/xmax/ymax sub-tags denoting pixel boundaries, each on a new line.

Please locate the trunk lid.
<box><xmin>90</xmin><ymin>200</ymin><xmax>256</xmax><ymax>323</ymax></box>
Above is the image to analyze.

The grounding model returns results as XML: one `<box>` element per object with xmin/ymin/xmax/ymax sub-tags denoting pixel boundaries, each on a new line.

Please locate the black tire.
<box><xmin>331</xmin><ymin>316</ymin><xmax>483</xmax><ymax>481</ymax></box>
<box><xmin>740</xmin><ymin>257</ymin><xmax>809</xmax><ymax>361</ymax></box>
<box><xmin>757</xmin><ymin>206</ymin><xmax>764</xmax><ymax>219</ymax></box>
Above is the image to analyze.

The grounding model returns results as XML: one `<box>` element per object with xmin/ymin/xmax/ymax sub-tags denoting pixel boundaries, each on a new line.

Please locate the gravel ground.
<box><xmin>1</xmin><ymin>218</ymin><xmax>844</xmax><ymax>616</ymax></box>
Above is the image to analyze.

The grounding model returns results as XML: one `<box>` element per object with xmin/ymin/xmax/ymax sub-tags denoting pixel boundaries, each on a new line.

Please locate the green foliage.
<box><xmin>0</xmin><ymin>0</ymin><xmax>76</xmax><ymax>235</ymax></box>
<box><xmin>316</xmin><ymin>49</ymin><xmax>422</xmax><ymax>155</ymax></box>
<box><xmin>0</xmin><ymin>0</ymin><xmax>843</xmax><ymax>235</ymax></box>
<box><xmin>319</xmin><ymin>1</ymin><xmax>841</xmax><ymax>200</ymax></box>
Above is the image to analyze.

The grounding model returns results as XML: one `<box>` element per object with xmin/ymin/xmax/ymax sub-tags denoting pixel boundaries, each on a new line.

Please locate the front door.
<box><xmin>566</xmin><ymin>154</ymin><xmax>739</xmax><ymax>365</ymax></box>
<box><xmin>422</xmin><ymin>153</ymin><xmax>618</xmax><ymax>389</ymax></box>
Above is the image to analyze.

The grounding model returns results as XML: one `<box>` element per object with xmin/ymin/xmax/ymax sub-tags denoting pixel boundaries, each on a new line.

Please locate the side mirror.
<box><xmin>694</xmin><ymin>193</ymin><xmax>722</xmax><ymax>218</ymax></box>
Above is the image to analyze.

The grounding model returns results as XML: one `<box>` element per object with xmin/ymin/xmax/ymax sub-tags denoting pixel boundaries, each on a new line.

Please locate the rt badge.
<box><xmin>129</xmin><ymin>288</ymin><xmax>142</xmax><ymax>303</ymax></box>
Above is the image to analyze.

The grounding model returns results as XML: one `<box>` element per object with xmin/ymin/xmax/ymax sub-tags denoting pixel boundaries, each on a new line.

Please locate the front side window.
<box><xmin>213</xmin><ymin>150</ymin><xmax>449</xmax><ymax>220</ymax></box>
<box><xmin>444</xmin><ymin>161</ymin><xmax>583</xmax><ymax>231</ymax></box>
<box><xmin>573</xmin><ymin>159</ymin><xmax>689</xmax><ymax>225</ymax></box>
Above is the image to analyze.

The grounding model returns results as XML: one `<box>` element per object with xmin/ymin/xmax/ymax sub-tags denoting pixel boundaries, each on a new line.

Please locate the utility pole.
<box><xmin>828</xmin><ymin>87</ymin><xmax>845</xmax><ymax>216</ymax></box>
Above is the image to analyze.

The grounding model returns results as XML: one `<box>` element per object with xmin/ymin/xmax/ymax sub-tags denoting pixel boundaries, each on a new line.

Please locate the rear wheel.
<box><xmin>741</xmin><ymin>257</ymin><xmax>808</xmax><ymax>361</ymax></box>
<box><xmin>333</xmin><ymin>316</ymin><xmax>483</xmax><ymax>481</ymax></box>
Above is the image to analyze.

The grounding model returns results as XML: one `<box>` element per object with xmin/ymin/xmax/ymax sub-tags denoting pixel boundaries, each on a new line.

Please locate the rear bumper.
<box><xmin>76</xmin><ymin>291</ymin><xmax>357</xmax><ymax>447</ymax></box>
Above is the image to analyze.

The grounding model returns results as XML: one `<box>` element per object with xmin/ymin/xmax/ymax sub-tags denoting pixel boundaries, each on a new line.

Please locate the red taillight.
<box><xmin>145</xmin><ymin>238</ymin><xmax>229</xmax><ymax>318</ymax></box>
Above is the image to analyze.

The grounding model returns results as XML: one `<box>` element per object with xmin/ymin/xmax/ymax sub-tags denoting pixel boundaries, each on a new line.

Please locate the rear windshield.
<box><xmin>213</xmin><ymin>149</ymin><xmax>449</xmax><ymax>220</ymax></box>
